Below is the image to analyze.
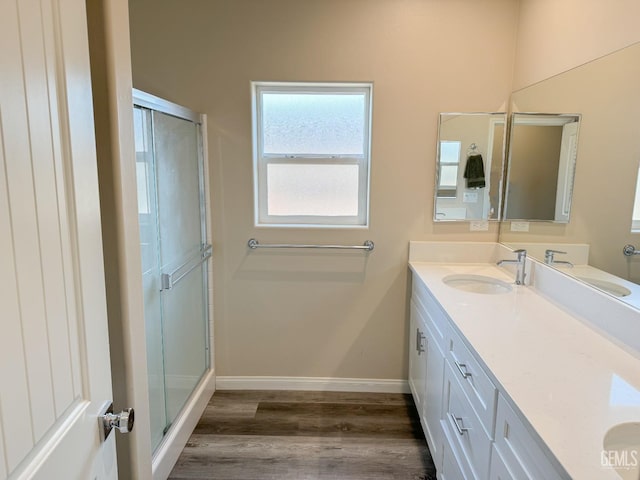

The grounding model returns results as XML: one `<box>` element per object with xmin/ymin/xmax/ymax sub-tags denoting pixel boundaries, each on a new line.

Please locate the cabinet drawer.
<box><xmin>442</xmin><ymin>361</ymin><xmax>492</xmax><ymax>480</ymax></box>
<box><xmin>447</xmin><ymin>327</ymin><xmax>497</xmax><ymax>436</ymax></box>
<box><xmin>494</xmin><ymin>394</ymin><xmax>566</xmax><ymax>480</ymax></box>
<box><xmin>440</xmin><ymin>423</ymin><xmax>475</xmax><ymax>480</ymax></box>
<box><xmin>412</xmin><ymin>276</ymin><xmax>449</xmax><ymax>352</ymax></box>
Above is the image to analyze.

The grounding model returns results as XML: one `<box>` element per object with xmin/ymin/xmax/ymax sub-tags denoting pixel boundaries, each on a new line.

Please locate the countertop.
<box><xmin>409</xmin><ymin>261</ymin><xmax>640</xmax><ymax>480</ymax></box>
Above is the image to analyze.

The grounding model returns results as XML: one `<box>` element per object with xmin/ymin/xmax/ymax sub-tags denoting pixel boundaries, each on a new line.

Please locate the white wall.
<box><xmin>128</xmin><ymin>0</ymin><xmax>518</xmax><ymax>380</ymax></box>
<box><xmin>513</xmin><ymin>0</ymin><xmax>640</xmax><ymax>89</ymax></box>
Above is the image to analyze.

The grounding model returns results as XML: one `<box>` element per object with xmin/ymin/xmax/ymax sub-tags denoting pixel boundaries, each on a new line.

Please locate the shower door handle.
<box><xmin>161</xmin><ymin>244</ymin><xmax>212</xmax><ymax>290</ymax></box>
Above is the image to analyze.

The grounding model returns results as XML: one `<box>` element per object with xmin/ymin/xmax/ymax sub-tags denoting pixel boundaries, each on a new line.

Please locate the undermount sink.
<box><xmin>442</xmin><ymin>274</ymin><xmax>513</xmax><ymax>294</ymax></box>
<box><xmin>603</xmin><ymin>422</ymin><xmax>640</xmax><ymax>480</ymax></box>
<box><xmin>576</xmin><ymin>277</ymin><xmax>632</xmax><ymax>298</ymax></box>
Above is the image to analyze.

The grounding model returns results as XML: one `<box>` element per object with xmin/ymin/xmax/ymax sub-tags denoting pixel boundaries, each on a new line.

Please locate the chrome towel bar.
<box><xmin>161</xmin><ymin>244</ymin><xmax>212</xmax><ymax>290</ymax></box>
<box><xmin>247</xmin><ymin>238</ymin><xmax>374</xmax><ymax>252</ymax></box>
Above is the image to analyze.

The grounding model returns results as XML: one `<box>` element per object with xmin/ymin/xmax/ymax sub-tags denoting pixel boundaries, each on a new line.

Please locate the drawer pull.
<box><xmin>416</xmin><ymin>328</ymin><xmax>426</xmax><ymax>354</ymax></box>
<box><xmin>450</xmin><ymin>413</ymin><xmax>469</xmax><ymax>435</ymax></box>
<box><xmin>454</xmin><ymin>361</ymin><xmax>472</xmax><ymax>379</ymax></box>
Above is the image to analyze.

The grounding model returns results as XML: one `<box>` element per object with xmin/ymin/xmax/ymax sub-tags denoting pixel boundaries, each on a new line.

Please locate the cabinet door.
<box><xmin>424</xmin><ymin>319</ymin><xmax>445</xmax><ymax>469</ymax></box>
<box><xmin>409</xmin><ymin>300</ymin><xmax>427</xmax><ymax>412</ymax></box>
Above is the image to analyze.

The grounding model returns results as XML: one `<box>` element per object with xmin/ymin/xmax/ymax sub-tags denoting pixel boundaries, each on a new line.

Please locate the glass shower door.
<box><xmin>154</xmin><ymin>110</ymin><xmax>209</xmax><ymax>425</ymax></box>
<box><xmin>134</xmin><ymin>103</ymin><xmax>210</xmax><ymax>453</ymax></box>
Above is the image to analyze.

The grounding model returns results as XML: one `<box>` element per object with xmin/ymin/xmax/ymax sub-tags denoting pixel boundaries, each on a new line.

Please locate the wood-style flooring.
<box><xmin>168</xmin><ymin>390</ymin><xmax>437</xmax><ymax>480</ymax></box>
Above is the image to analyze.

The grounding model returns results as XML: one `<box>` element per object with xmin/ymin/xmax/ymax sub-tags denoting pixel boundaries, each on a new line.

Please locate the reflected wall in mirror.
<box><xmin>434</xmin><ymin>113</ymin><xmax>506</xmax><ymax>222</ymax></box>
<box><xmin>499</xmin><ymin>41</ymin><xmax>640</xmax><ymax>309</ymax></box>
<box><xmin>504</xmin><ymin>113</ymin><xmax>580</xmax><ymax>222</ymax></box>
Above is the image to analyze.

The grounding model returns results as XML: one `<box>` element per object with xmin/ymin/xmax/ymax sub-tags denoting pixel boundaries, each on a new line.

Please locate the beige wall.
<box><xmin>513</xmin><ymin>0</ymin><xmax>640</xmax><ymax>90</ymax></box>
<box><xmin>501</xmin><ymin>42</ymin><xmax>640</xmax><ymax>281</ymax></box>
<box><xmin>128</xmin><ymin>0</ymin><xmax>518</xmax><ymax>379</ymax></box>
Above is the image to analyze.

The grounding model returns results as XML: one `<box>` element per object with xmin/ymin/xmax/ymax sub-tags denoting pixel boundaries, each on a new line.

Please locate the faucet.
<box><xmin>544</xmin><ymin>249</ymin><xmax>574</xmax><ymax>267</ymax></box>
<box><xmin>497</xmin><ymin>249</ymin><xmax>527</xmax><ymax>285</ymax></box>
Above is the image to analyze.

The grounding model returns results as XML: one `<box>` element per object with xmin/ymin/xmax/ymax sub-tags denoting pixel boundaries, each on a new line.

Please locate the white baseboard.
<box><xmin>215</xmin><ymin>376</ymin><xmax>410</xmax><ymax>394</ymax></box>
<box><xmin>152</xmin><ymin>369</ymin><xmax>216</xmax><ymax>480</ymax></box>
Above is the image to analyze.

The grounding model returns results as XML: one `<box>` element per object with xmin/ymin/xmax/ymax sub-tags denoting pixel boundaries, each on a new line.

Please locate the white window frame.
<box><xmin>632</xmin><ymin>165</ymin><xmax>640</xmax><ymax>232</ymax></box>
<box><xmin>437</xmin><ymin>140</ymin><xmax>461</xmax><ymax>198</ymax></box>
<box><xmin>252</xmin><ymin>81</ymin><xmax>372</xmax><ymax>228</ymax></box>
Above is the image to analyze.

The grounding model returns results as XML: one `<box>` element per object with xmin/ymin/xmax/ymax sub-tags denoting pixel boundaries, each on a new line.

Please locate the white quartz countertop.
<box><xmin>409</xmin><ymin>261</ymin><xmax>640</xmax><ymax>480</ymax></box>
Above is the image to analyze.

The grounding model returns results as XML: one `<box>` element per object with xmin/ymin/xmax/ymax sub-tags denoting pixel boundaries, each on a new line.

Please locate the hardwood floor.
<box><xmin>168</xmin><ymin>390</ymin><xmax>437</xmax><ymax>480</ymax></box>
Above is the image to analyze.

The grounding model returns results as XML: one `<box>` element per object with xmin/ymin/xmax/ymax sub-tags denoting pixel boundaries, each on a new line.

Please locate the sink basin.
<box><xmin>603</xmin><ymin>422</ymin><xmax>640</xmax><ymax>480</ymax></box>
<box><xmin>576</xmin><ymin>277</ymin><xmax>632</xmax><ymax>298</ymax></box>
<box><xmin>442</xmin><ymin>274</ymin><xmax>512</xmax><ymax>294</ymax></box>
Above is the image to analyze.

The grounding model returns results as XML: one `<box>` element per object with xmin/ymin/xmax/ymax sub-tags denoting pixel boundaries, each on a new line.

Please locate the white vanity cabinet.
<box><xmin>409</xmin><ymin>272</ymin><xmax>569</xmax><ymax>480</ymax></box>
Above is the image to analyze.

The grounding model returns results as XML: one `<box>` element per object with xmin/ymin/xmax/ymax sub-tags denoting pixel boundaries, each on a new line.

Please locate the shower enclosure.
<box><xmin>133</xmin><ymin>90</ymin><xmax>211</xmax><ymax>453</ymax></box>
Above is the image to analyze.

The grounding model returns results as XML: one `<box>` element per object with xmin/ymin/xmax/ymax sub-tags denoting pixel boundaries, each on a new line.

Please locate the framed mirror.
<box><xmin>499</xmin><ymin>41</ymin><xmax>640</xmax><ymax>309</ymax></box>
<box><xmin>434</xmin><ymin>112</ymin><xmax>507</xmax><ymax>222</ymax></box>
<box><xmin>504</xmin><ymin>113</ymin><xmax>581</xmax><ymax>222</ymax></box>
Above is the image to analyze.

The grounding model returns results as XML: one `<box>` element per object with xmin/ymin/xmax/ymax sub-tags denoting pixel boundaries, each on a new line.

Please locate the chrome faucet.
<box><xmin>544</xmin><ymin>249</ymin><xmax>573</xmax><ymax>267</ymax></box>
<box><xmin>497</xmin><ymin>249</ymin><xmax>527</xmax><ymax>285</ymax></box>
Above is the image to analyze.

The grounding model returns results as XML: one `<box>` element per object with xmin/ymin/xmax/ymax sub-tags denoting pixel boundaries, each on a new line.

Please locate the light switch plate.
<box><xmin>470</xmin><ymin>221</ymin><xmax>489</xmax><ymax>231</ymax></box>
<box><xmin>510</xmin><ymin>221</ymin><xmax>530</xmax><ymax>232</ymax></box>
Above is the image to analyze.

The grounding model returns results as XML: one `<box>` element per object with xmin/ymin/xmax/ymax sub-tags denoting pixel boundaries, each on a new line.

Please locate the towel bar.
<box><xmin>247</xmin><ymin>238</ymin><xmax>374</xmax><ymax>252</ymax></box>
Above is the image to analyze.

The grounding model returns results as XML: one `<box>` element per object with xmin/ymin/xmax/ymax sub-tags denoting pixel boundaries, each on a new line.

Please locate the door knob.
<box><xmin>98</xmin><ymin>402</ymin><xmax>134</xmax><ymax>441</ymax></box>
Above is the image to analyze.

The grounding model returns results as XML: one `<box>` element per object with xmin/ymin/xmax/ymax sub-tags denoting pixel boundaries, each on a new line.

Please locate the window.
<box><xmin>252</xmin><ymin>82</ymin><xmax>372</xmax><ymax>227</ymax></box>
<box><xmin>437</xmin><ymin>141</ymin><xmax>461</xmax><ymax>198</ymax></box>
<box><xmin>632</xmin><ymin>166</ymin><xmax>640</xmax><ymax>232</ymax></box>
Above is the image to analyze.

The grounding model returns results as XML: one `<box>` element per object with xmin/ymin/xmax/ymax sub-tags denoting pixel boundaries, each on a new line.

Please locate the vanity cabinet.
<box><xmin>409</xmin><ymin>272</ymin><xmax>568</xmax><ymax>480</ymax></box>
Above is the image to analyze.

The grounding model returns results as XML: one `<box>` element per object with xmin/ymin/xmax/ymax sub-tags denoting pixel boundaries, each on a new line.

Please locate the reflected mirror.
<box><xmin>499</xmin><ymin>41</ymin><xmax>640</xmax><ymax>310</ymax></box>
<box><xmin>504</xmin><ymin>113</ymin><xmax>580</xmax><ymax>222</ymax></box>
<box><xmin>434</xmin><ymin>113</ymin><xmax>506</xmax><ymax>222</ymax></box>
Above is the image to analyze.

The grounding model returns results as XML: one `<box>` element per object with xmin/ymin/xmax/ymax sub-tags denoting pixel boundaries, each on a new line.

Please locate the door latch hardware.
<box><xmin>98</xmin><ymin>401</ymin><xmax>135</xmax><ymax>441</ymax></box>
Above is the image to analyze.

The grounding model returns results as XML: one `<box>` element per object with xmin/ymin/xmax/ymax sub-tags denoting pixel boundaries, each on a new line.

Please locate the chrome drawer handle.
<box><xmin>454</xmin><ymin>361</ymin><xmax>471</xmax><ymax>379</ymax></box>
<box><xmin>450</xmin><ymin>413</ymin><xmax>469</xmax><ymax>435</ymax></box>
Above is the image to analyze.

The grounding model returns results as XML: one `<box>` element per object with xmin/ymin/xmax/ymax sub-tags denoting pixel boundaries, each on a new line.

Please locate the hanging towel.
<box><xmin>464</xmin><ymin>154</ymin><xmax>486</xmax><ymax>188</ymax></box>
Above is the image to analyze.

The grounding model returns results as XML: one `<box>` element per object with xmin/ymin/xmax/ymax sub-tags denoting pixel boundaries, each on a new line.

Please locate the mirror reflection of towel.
<box><xmin>464</xmin><ymin>154</ymin><xmax>486</xmax><ymax>188</ymax></box>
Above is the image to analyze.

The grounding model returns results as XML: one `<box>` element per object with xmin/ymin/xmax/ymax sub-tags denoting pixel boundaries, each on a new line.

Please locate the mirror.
<box><xmin>504</xmin><ymin>113</ymin><xmax>581</xmax><ymax>222</ymax></box>
<box><xmin>434</xmin><ymin>113</ymin><xmax>507</xmax><ymax>222</ymax></box>
<box><xmin>499</xmin><ymin>41</ymin><xmax>640</xmax><ymax>309</ymax></box>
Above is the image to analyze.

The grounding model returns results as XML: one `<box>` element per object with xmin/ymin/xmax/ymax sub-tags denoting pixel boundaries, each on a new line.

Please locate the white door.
<box><xmin>1</xmin><ymin>0</ymin><xmax>118</xmax><ymax>479</ymax></box>
<box><xmin>555</xmin><ymin>121</ymin><xmax>579</xmax><ymax>222</ymax></box>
